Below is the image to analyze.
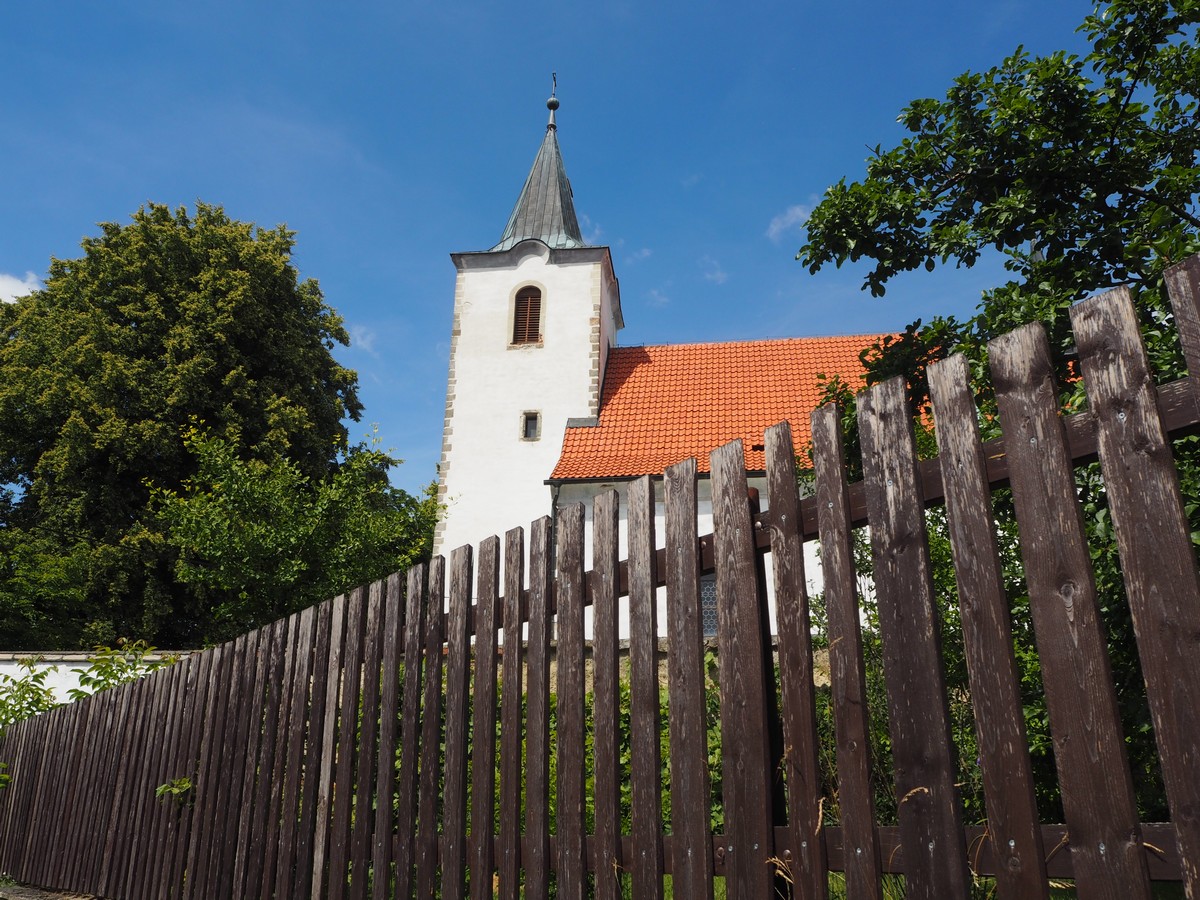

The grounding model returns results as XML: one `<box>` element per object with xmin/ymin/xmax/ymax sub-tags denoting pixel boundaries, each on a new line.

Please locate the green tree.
<box><xmin>801</xmin><ymin>0</ymin><xmax>1199</xmax><ymax>406</ymax></box>
<box><xmin>153</xmin><ymin>427</ymin><xmax>437</xmax><ymax>642</ymax></box>
<box><xmin>0</xmin><ymin>203</ymin><xmax>431</xmax><ymax>648</ymax></box>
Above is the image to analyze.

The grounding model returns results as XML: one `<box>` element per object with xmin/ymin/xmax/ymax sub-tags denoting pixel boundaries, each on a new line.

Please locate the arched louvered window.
<box><xmin>512</xmin><ymin>287</ymin><xmax>542</xmax><ymax>344</ymax></box>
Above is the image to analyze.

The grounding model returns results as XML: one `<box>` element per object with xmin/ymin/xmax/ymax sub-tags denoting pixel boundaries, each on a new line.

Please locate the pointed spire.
<box><xmin>491</xmin><ymin>78</ymin><xmax>585</xmax><ymax>252</ymax></box>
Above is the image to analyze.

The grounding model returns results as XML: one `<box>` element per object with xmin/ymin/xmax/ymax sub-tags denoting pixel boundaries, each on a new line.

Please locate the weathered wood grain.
<box><xmin>469</xmin><ymin>537</ymin><xmax>501</xmax><ymax>900</ymax></box>
<box><xmin>525</xmin><ymin>517</ymin><xmax>553</xmax><ymax>900</ymax></box>
<box><xmin>590</xmin><ymin>490</ymin><xmax>625</xmax><ymax>900</ymax></box>
<box><xmin>443</xmin><ymin>546</ymin><xmax>475</xmax><ymax>900</ymax></box>
<box><xmin>764</xmin><ymin>421</ymin><xmax>828</xmax><ymax>899</ymax></box>
<box><xmin>352</xmin><ymin>581</ymin><xmax>386</xmax><ymax>894</ymax></box>
<box><xmin>1072</xmin><ymin>287</ymin><xmax>1200</xmax><ymax>897</ymax></box>
<box><xmin>858</xmin><ymin>376</ymin><xmax>971</xmax><ymax>900</ymax></box>
<box><xmin>928</xmin><ymin>353</ymin><xmax>1049</xmax><ymax>900</ymax></box>
<box><xmin>710</xmin><ymin>439</ymin><xmax>775</xmax><ymax>899</ymax></box>
<box><xmin>555</xmin><ymin>503</ymin><xmax>588</xmax><ymax>900</ymax></box>
<box><xmin>663</xmin><ymin>458</ymin><xmax>714</xmax><ymax>900</ymax></box>
<box><xmin>394</xmin><ymin>565</ymin><xmax>428</xmax><ymax>899</ymax></box>
<box><xmin>416</xmin><ymin>557</ymin><xmax>447</xmax><ymax>898</ymax></box>
<box><xmin>991</xmin><ymin>322</ymin><xmax>1152</xmax><ymax>900</ymax></box>
<box><xmin>497</xmin><ymin>527</ymin><xmax>525</xmax><ymax>900</ymax></box>
<box><xmin>373</xmin><ymin>573</ymin><xmax>405</xmax><ymax>900</ymax></box>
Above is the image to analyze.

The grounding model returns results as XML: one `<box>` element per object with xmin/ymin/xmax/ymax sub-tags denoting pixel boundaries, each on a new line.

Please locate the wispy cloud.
<box><xmin>626</xmin><ymin>247</ymin><xmax>652</xmax><ymax>264</ymax></box>
<box><xmin>349</xmin><ymin>324</ymin><xmax>378</xmax><ymax>356</ymax></box>
<box><xmin>766</xmin><ymin>204</ymin><xmax>812</xmax><ymax>243</ymax></box>
<box><xmin>700</xmin><ymin>255</ymin><xmax>728</xmax><ymax>285</ymax></box>
<box><xmin>681</xmin><ymin>173</ymin><xmax>702</xmax><ymax>189</ymax></box>
<box><xmin>647</xmin><ymin>288</ymin><xmax>670</xmax><ymax>307</ymax></box>
<box><xmin>579</xmin><ymin>213</ymin><xmax>604</xmax><ymax>245</ymax></box>
<box><xmin>0</xmin><ymin>271</ymin><xmax>41</xmax><ymax>303</ymax></box>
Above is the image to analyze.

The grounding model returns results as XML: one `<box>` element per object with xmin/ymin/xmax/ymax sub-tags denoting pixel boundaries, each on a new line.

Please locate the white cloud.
<box><xmin>579</xmin><ymin>213</ymin><xmax>604</xmax><ymax>245</ymax></box>
<box><xmin>626</xmin><ymin>247</ymin><xmax>652</xmax><ymax>264</ymax></box>
<box><xmin>647</xmin><ymin>288</ymin><xmax>670</xmax><ymax>307</ymax></box>
<box><xmin>700</xmin><ymin>255</ymin><xmax>728</xmax><ymax>285</ymax></box>
<box><xmin>349</xmin><ymin>324</ymin><xmax>378</xmax><ymax>356</ymax></box>
<box><xmin>0</xmin><ymin>271</ymin><xmax>41</xmax><ymax>303</ymax></box>
<box><xmin>766</xmin><ymin>204</ymin><xmax>812</xmax><ymax>243</ymax></box>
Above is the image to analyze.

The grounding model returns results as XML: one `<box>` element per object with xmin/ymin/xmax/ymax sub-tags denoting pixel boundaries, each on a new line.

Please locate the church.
<box><xmin>432</xmin><ymin>92</ymin><xmax>879</xmax><ymax>630</ymax></box>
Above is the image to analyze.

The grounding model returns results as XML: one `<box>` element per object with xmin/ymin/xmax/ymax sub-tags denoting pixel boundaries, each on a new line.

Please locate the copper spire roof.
<box><xmin>549</xmin><ymin>335</ymin><xmax>883</xmax><ymax>480</ymax></box>
<box><xmin>491</xmin><ymin>90</ymin><xmax>585</xmax><ymax>252</ymax></box>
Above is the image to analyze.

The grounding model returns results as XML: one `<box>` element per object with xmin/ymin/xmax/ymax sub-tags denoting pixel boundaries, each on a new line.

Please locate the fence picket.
<box><xmin>312</xmin><ymin>594</ymin><xmax>350</xmax><ymax>894</ymax></box>
<box><xmin>629</xmin><ymin>475</ymin><xmax>666</xmax><ymax>899</ymax></box>
<box><xmin>710</xmin><ymin>440</ymin><xmax>775</xmax><ymax>899</ymax></box>
<box><xmin>275</xmin><ymin>604</ymin><xmax>319</xmax><ymax>898</ymax></box>
<box><xmin>497</xmin><ymin>528</ymin><xmax>526</xmax><ymax>900</ymax></box>
<box><xmin>329</xmin><ymin>586</ymin><xmax>369</xmax><ymax>900</ymax></box>
<box><xmin>416</xmin><ymin>558</ymin><xmax>447</xmax><ymax>898</ymax></box>
<box><xmin>443</xmin><ymin>546</ymin><xmax>475</xmax><ymax>900</ymax></box>
<box><xmin>764</xmin><ymin>421</ymin><xmax>828</xmax><ymax>899</ymax></box>
<box><xmin>296</xmin><ymin>597</ymin><xmax>336</xmax><ymax>897</ymax></box>
<box><xmin>591</xmin><ymin>490</ymin><xmax>625</xmax><ymax>900</ymax></box>
<box><xmin>524</xmin><ymin>517</ymin><xmax>554</xmax><ymax>899</ymax></box>
<box><xmin>231</xmin><ymin>625</ymin><xmax>271</xmax><ymax>897</ymax></box>
<box><xmin>928</xmin><ymin>354</ymin><xmax>1049</xmax><ymax>900</ymax></box>
<box><xmin>662</xmin><ymin>459</ymin><xmax>713</xmax><ymax>900</ymax></box>
<box><xmin>858</xmin><ymin>376</ymin><xmax>972</xmax><ymax>899</ymax></box>
<box><xmin>352</xmin><ymin>580</ymin><xmax>386</xmax><ymax>894</ymax></box>
<box><xmin>373</xmin><ymin>573</ymin><xmax>405</xmax><ymax>900</ymax></box>
<box><xmin>1072</xmin><ymin>287</ymin><xmax>1200</xmax><ymax>896</ymax></box>
<box><xmin>469</xmin><ymin>537</ymin><xmax>501</xmax><ymax>900</ymax></box>
<box><xmin>555</xmin><ymin>503</ymin><xmax>588</xmax><ymax>900</ymax></box>
<box><xmin>990</xmin><ymin>322</ymin><xmax>1153</xmax><ymax>900</ymax></box>
<box><xmin>395</xmin><ymin>564</ymin><xmax>428</xmax><ymax>899</ymax></box>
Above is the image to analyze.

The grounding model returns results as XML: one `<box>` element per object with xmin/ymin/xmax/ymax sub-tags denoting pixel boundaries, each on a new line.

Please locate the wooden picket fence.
<box><xmin>3</xmin><ymin>256</ymin><xmax>1200</xmax><ymax>898</ymax></box>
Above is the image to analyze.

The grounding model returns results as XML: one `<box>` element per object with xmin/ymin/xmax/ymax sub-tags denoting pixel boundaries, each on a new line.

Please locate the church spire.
<box><xmin>491</xmin><ymin>78</ymin><xmax>585</xmax><ymax>252</ymax></box>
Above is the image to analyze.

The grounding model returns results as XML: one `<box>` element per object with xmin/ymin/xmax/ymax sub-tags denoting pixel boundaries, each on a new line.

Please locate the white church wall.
<box><xmin>435</xmin><ymin>243</ymin><xmax>613</xmax><ymax>558</ymax></box>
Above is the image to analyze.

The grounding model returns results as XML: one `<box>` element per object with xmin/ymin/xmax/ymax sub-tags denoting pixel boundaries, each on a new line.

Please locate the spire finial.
<box><xmin>546</xmin><ymin>72</ymin><xmax>559</xmax><ymax>130</ymax></box>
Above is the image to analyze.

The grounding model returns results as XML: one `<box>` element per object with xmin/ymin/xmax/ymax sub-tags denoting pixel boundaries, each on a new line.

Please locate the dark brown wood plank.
<box><xmin>927</xmin><ymin>353</ymin><xmax>1050</xmax><ymax>900</ymax></box>
<box><xmin>498</xmin><ymin>527</ymin><xmax>526</xmax><ymax>900</ymax></box>
<box><xmin>101</xmin><ymin>675</ymin><xmax>153</xmax><ymax>896</ymax></box>
<box><xmin>1166</xmin><ymin>253</ymin><xmax>1200</xmax><ymax>378</ymax></box>
<box><xmin>555</xmin><ymin>503</ymin><xmax>588</xmax><ymax>900</ymax></box>
<box><xmin>311</xmin><ymin>594</ymin><xmax>350</xmax><ymax>894</ymax></box>
<box><xmin>231</xmin><ymin>624</ymin><xmax>272</xmax><ymax>897</ymax></box>
<box><xmin>329</xmin><ymin>586</ymin><xmax>369</xmax><ymax>900</ymax></box>
<box><xmin>525</xmin><ymin>517</ymin><xmax>553</xmax><ymax>900</ymax></box>
<box><xmin>662</xmin><ymin>459</ymin><xmax>714</xmax><ymax>900</ymax></box>
<box><xmin>990</xmin><ymin>322</ymin><xmax>1152</xmax><ymax>899</ymax></box>
<box><xmin>763</xmin><ymin>421</ymin><xmax>829</xmax><ymax>899</ymax></box>
<box><xmin>443</xmin><ymin>546</ymin><xmax>475</xmax><ymax>900</ymax></box>
<box><xmin>1071</xmin><ymin>287</ymin><xmax>1200</xmax><ymax>896</ymax></box>
<box><xmin>469</xmin><ymin>537</ymin><xmax>501</xmax><ymax>900</ymax></box>
<box><xmin>373</xmin><ymin>574</ymin><xmax>405</xmax><ymax>900</ymax></box>
<box><xmin>416</xmin><ymin>558</ymin><xmax>447</xmax><ymax>898</ymax></box>
<box><xmin>207</xmin><ymin>633</ymin><xmax>252</xmax><ymax>894</ymax></box>
<box><xmin>628</xmin><ymin>475</ymin><xmax>666</xmax><ymax>899</ymax></box>
<box><xmin>179</xmin><ymin>642</ymin><xmax>228</xmax><ymax>900</ymax></box>
<box><xmin>244</xmin><ymin>619</ymin><xmax>289</xmax><ymax>894</ymax></box>
<box><xmin>296</xmin><ymin>597</ymin><xmax>336</xmax><ymax>897</ymax></box>
<box><xmin>709</xmin><ymin>440</ymin><xmax>775</xmax><ymax>899</ymax></box>
<box><xmin>858</xmin><ymin>376</ymin><xmax>971</xmax><ymax>900</ymax></box>
<box><xmin>352</xmin><ymin>580</ymin><xmax>386</xmax><ymax>895</ymax></box>
<box><xmin>590</xmin><ymin>491</ymin><xmax>625</xmax><ymax>900</ymax></box>
<box><xmin>137</xmin><ymin>663</ymin><xmax>174</xmax><ymax>900</ymax></box>
<box><xmin>394</xmin><ymin>564</ymin><xmax>428</xmax><ymax>900</ymax></box>
<box><xmin>167</xmin><ymin>647</ymin><xmax>215</xmax><ymax>897</ymax></box>
<box><xmin>259</xmin><ymin>615</ymin><xmax>302</xmax><ymax>899</ymax></box>
<box><xmin>275</xmin><ymin>604</ymin><xmax>319</xmax><ymax>898</ymax></box>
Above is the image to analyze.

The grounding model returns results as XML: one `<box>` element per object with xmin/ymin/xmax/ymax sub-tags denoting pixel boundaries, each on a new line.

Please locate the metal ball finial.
<box><xmin>547</xmin><ymin>96</ymin><xmax>560</xmax><ymax>112</ymax></box>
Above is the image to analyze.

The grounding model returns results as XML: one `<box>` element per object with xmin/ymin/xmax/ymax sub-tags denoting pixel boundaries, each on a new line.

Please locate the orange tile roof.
<box><xmin>549</xmin><ymin>335</ymin><xmax>882</xmax><ymax>480</ymax></box>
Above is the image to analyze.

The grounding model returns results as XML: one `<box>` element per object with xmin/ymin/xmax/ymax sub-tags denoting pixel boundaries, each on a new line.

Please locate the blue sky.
<box><xmin>1</xmin><ymin>2</ymin><xmax>1093</xmax><ymax>493</ymax></box>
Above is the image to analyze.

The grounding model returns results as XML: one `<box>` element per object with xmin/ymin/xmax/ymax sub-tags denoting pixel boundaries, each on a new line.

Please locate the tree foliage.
<box><xmin>0</xmin><ymin>203</ymin><xmax>434</xmax><ymax>648</ymax></box>
<box><xmin>801</xmin><ymin>0</ymin><xmax>1199</xmax><ymax>407</ymax></box>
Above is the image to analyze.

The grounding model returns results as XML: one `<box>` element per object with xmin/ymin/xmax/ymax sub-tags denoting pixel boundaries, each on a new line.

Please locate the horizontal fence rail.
<box><xmin>3</xmin><ymin>256</ymin><xmax>1200</xmax><ymax>897</ymax></box>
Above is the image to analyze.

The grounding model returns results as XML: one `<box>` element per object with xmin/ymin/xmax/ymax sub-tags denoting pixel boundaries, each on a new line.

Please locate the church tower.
<box><xmin>433</xmin><ymin>91</ymin><xmax>624</xmax><ymax>556</ymax></box>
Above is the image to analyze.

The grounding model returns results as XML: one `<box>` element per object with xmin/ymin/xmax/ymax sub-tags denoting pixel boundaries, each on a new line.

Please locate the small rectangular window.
<box><xmin>522</xmin><ymin>412</ymin><xmax>540</xmax><ymax>441</ymax></box>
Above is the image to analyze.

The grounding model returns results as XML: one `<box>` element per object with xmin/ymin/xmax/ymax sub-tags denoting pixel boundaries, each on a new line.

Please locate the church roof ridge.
<box><xmin>491</xmin><ymin>85</ymin><xmax>585</xmax><ymax>253</ymax></box>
